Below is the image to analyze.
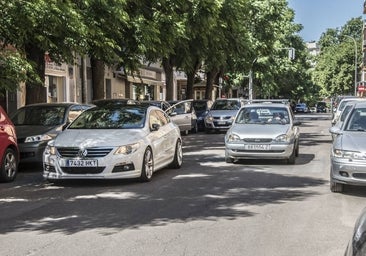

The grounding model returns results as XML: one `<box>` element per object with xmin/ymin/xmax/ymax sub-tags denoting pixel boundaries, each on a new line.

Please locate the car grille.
<box><xmin>57</xmin><ymin>147</ymin><xmax>113</xmax><ymax>158</ymax></box>
<box><xmin>213</xmin><ymin>116</ymin><xmax>232</xmax><ymax>120</ymax></box>
<box><xmin>353</xmin><ymin>173</ymin><xmax>366</xmax><ymax>179</ymax></box>
<box><xmin>61</xmin><ymin>167</ymin><xmax>105</xmax><ymax>174</ymax></box>
<box><xmin>243</xmin><ymin>138</ymin><xmax>272</xmax><ymax>143</ymax></box>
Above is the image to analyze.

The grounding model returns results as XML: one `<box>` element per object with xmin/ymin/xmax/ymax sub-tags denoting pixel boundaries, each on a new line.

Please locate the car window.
<box><xmin>149</xmin><ymin>109</ymin><xmax>169</xmax><ymax>129</ymax></box>
<box><xmin>69</xmin><ymin>106</ymin><xmax>146</xmax><ymax>129</ymax></box>
<box><xmin>193</xmin><ymin>101</ymin><xmax>208</xmax><ymax>112</ymax></box>
<box><xmin>346</xmin><ymin>108</ymin><xmax>366</xmax><ymax>131</ymax></box>
<box><xmin>68</xmin><ymin>105</ymin><xmax>85</xmax><ymax>123</ymax></box>
<box><xmin>211</xmin><ymin>100</ymin><xmax>240</xmax><ymax>110</ymax></box>
<box><xmin>11</xmin><ymin>106</ymin><xmax>66</xmax><ymax>126</ymax></box>
<box><xmin>236</xmin><ymin>107</ymin><xmax>289</xmax><ymax>124</ymax></box>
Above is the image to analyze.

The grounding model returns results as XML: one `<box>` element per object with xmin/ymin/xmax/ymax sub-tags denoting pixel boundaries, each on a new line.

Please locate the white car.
<box><xmin>43</xmin><ymin>102</ymin><xmax>183</xmax><ymax>182</ymax></box>
<box><xmin>225</xmin><ymin>103</ymin><xmax>301</xmax><ymax>164</ymax></box>
<box><xmin>331</xmin><ymin>97</ymin><xmax>365</xmax><ymax>126</ymax></box>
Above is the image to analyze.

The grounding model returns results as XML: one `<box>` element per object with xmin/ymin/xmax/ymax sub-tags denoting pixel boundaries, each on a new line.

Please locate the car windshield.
<box><xmin>211</xmin><ymin>100</ymin><xmax>240</xmax><ymax>110</ymax></box>
<box><xmin>193</xmin><ymin>101</ymin><xmax>208</xmax><ymax>112</ymax></box>
<box><xmin>69</xmin><ymin>106</ymin><xmax>146</xmax><ymax>129</ymax></box>
<box><xmin>235</xmin><ymin>107</ymin><xmax>290</xmax><ymax>125</ymax></box>
<box><xmin>11</xmin><ymin>106</ymin><xmax>67</xmax><ymax>126</ymax></box>
<box><xmin>345</xmin><ymin>108</ymin><xmax>366</xmax><ymax>131</ymax></box>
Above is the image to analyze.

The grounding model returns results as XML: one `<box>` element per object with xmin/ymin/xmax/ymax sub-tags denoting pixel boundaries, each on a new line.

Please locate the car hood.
<box><xmin>208</xmin><ymin>110</ymin><xmax>238</xmax><ymax>117</ymax></box>
<box><xmin>53</xmin><ymin>129</ymin><xmax>147</xmax><ymax>148</ymax></box>
<box><xmin>15</xmin><ymin>125</ymin><xmax>61</xmax><ymax>139</ymax></box>
<box><xmin>337</xmin><ymin>132</ymin><xmax>366</xmax><ymax>151</ymax></box>
<box><xmin>229</xmin><ymin>124</ymin><xmax>291</xmax><ymax>138</ymax></box>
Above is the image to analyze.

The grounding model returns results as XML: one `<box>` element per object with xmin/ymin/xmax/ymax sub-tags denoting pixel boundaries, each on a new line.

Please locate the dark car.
<box><xmin>295</xmin><ymin>103</ymin><xmax>309</xmax><ymax>113</ymax></box>
<box><xmin>0</xmin><ymin>106</ymin><xmax>19</xmax><ymax>182</ymax></box>
<box><xmin>345</xmin><ymin>207</ymin><xmax>366</xmax><ymax>256</ymax></box>
<box><xmin>316</xmin><ymin>101</ymin><xmax>327</xmax><ymax>113</ymax></box>
<box><xmin>10</xmin><ymin>103</ymin><xmax>92</xmax><ymax>166</ymax></box>
<box><xmin>192</xmin><ymin>99</ymin><xmax>213</xmax><ymax>131</ymax></box>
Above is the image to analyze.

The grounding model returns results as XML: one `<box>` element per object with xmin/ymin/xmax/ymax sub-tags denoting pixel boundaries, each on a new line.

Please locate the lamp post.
<box><xmin>345</xmin><ymin>35</ymin><xmax>358</xmax><ymax>96</ymax></box>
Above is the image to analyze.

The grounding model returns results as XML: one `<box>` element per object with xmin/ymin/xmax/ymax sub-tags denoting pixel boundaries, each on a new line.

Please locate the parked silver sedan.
<box><xmin>225</xmin><ymin>103</ymin><xmax>300</xmax><ymax>164</ymax></box>
<box><xmin>43</xmin><ymin>103</ymin><xmax>183</xmax><ymax>182</ymax></box>
<box><xmin>329</xmin><ymin>101</ymin><xmax>366</xmax><ymax>192</ymax></box>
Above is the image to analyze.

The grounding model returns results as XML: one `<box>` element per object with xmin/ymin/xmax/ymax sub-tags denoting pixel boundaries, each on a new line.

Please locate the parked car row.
<box><xmin>1</xmin><ymin>97</ymin><xmax>302</xmax><ymax>183</ymax></box>
<box><xmin>329</xmin><ymin>98</ymin><xmax>366</xmax><ymax>193</ymax></box>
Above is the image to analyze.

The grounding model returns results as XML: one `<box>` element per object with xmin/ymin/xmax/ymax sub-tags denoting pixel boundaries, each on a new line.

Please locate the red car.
<box><xmin>0</xmin><ymin>106</ymin><xmax>19</xmax><ymax>182</ymax></box>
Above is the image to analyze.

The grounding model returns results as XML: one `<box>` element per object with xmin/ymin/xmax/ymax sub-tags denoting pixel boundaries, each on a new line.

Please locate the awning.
<box><xmin>127</xmin><ymin>75</ymin><xmax>164</xmax><ymax>86</ymax></box>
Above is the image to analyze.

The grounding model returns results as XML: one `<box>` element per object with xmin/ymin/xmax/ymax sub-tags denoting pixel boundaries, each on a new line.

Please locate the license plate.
<box><xmin>246</xmin><ymin>144</ymin><xmax>270</xmax><ymax>150</ymax></box>
<box><xmin>68</xmin><ymin>159</ymin><xmax>98</xmax><ymax>167</ymax></box>
<box><xmin>217</xmin><ymin>121</ymin><xmax>226</xmax><ymax>125</ymax></box>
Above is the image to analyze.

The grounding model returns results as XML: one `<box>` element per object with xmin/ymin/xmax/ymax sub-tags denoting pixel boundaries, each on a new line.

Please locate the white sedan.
<box><xmin>225</xmin><ymin>103</ymin><xmax>301</xmax><ymax>164</ymax></box>
<box><xmin>43</xmin><ymin>102</ymin><xmax>183</xmax><ymax>182</ymax></box>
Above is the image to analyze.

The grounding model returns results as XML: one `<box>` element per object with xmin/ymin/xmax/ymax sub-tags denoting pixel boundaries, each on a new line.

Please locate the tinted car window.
<box><xmin>11</xmin><ymin>106</ymin><xmax>66</xmax><ymax>126</ymax></box>
<box><xmin>69</xmin><ymin>106</ymin><xmax>146</xmax><ymax>129</ymax></box>
<box><xmin>211</xmin><ymin>100</ymin><xmax>240</xmax><ymax>110</ymax></box>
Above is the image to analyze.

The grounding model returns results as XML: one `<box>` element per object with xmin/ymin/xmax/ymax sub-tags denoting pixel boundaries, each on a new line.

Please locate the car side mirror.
<box><xmin>151</xmin><ymin>123</ymin><xmax>160</xmax><ymax>131</ymax></box>
<box><xmin>329</xmin><ymin>126</ymin><xmax>342</xmax><ymax>135</ymax></box>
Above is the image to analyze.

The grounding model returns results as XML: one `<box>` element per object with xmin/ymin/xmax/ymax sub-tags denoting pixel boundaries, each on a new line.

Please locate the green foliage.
<box><xmin>313</xmin><ymin>17</ymin><xmax>363</xmax><ymax>97</ymax></box>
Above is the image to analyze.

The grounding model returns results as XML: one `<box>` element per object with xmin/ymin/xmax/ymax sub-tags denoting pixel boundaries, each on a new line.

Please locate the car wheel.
<box><xmin>287</xmin><ymin>148</ymin><xmax>296</xmax><ymax>164</ymax></box>
<box><xmin>140</xmin><ymin>147</ymin><xmax>153</xmax><ymax>182</ymax></box>
<box><xmin>0</xmin><ymin>148</ymin><xmax>18</xmax><ymax>182</ymax></box>
<box><xmin>330</xmin><ymin>178</ymin><xmax>344</xmax><ymax>193</ymax></box>
<box><xmin>225</xmin><ymin>157</ymin><xmax>234</xmax><ymax>163</ymax></box>
<box><xmin>170</xmin><ymin>139</ymin><xmax>183</xmax><ymax>169</ymax></box>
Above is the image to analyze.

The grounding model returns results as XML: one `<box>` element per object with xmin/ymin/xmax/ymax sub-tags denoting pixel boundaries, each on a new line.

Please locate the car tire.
<box><xmin>170</xmin><ymin>139</ymin><xmax>183</xmax><ymax>169</ymax></box>
<box><xmin>225</xmin><ymin>157</ymin><xmax>234</xmax><ymax>163</ymax></box>
<box><xmin>0</xmin><ymin>148</ymin><xmax>18</xmax><ymax>182</ymax></box>
<box><xmin>330</xmin><ymin>178</ymin><xmax>344</xmax><ymax>193</ymax></box>
<box><xmin>287</xmin><ymin>148</ymin><xmax>296</xmax><ymax>164</ymax></box>
<box><xmin>139</xmin><ymin>147</ymin><xmax>153</xmax><ymax>182</ymax></box>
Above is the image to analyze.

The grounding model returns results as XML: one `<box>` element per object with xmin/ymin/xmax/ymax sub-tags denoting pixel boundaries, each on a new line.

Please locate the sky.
<box><xmin>288</xmin><ymin>0</ymin><xmax>364</xmax><ymax>42</ymax></box>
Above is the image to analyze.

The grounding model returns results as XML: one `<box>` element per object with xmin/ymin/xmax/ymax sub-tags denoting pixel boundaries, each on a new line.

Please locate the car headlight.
<box><xmin>205</xmin><ymin>115</ymin><xmax>213</xmax><ymax>122</ymax></box>
<box><xmin>226</xmin><ymin>134</ymin><xmax>241</xmax><ymax>142</ymax></box>
<box><xmin>274</xmin><ymin>134</ymin><xmax>290</xmax><ymax>143</ymax></box>
<box><xmin>25</xmin><ymin>134</ymin><xmax>53</xmax><ymax>143</ymax></box>
<box><xmin>115</xmin><ymin>143</ymin><xmax>140</xmax><ymax>155</ymax></box>
<box><xmin>44</xmin><ymin>141</ymin><xmax>56</xmax><ymax>155</ymax></box>
<box><xmin>333</xmin><ymin>149</ymin><xmax>364</xmax><ymax>159</ymax></box>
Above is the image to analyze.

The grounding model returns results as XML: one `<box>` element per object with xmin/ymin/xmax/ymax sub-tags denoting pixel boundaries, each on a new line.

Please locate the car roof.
<box><xmin>18</xmin><ymin>102</ymin><xmax>85</xmax><ymax>108</ymax></box>
<box><xmin>353</xmin><ymin>101</ymin><xmax>366</xmax><ymax>108</ymax></box>
<box><xmin>243</xmin><ymin>103</ymin><xmax>289</xmax><ymax>108</ymax></box>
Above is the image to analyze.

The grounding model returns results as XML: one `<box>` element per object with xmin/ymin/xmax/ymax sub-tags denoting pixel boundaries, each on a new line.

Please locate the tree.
<box><xmin>313</xmin><ymin>17</ymin><xmax>363</xmax><ymax>97</ymax></box>
<box><xmin>1</xmin><ymin>0</ymin><xmax>88</xmax><ymax>104</ymax></box>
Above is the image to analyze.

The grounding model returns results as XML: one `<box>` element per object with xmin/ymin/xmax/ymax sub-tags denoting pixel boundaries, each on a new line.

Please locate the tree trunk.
<box><xmin>162</xmin><ymin>57</ymin><xmax>175</xmax><ymax>101</ymax></box>
<box><xmin>205</xmin><ymin>68</ymin><xmax>219</xmax><ymax>100</ymax></box>
<box><xmin>25</xmin><ymin>44</ymin><xmax>46</xmax><ymax>104</ymax></box>
<box><xmin>185</xmin><ymin>59</ymin><xmax>201</xmax><ymax>99</ymax></box>
<box><xmin>91</xmin><ymin>58</ymin><xmax>105</xmax><ymax>100</ymax></box>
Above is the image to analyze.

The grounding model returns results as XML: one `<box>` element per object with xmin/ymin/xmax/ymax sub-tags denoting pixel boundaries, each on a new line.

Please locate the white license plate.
<box><xmin>217</xmin><ymin>121</ymin><xmax>226</xmax><ymax>125</ymax></box>
<box><xmin>68</xmin><ymin>159</ymin><xmax>98</xmax><ymax>167</ymax></box>
<box><xmin>246</xmin><ymin>144</ymin><xmax>270</xmax><ymax>150</ymax></box>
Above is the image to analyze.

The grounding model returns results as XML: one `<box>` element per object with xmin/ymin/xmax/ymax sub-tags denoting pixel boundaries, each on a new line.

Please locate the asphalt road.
<box><xmin>1</xmin><ymin>113</ymin><xmax>365</xmax><ymax>256</ymax></box>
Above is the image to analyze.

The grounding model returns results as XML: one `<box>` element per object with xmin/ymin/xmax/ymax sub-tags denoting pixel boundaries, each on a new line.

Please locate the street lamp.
<box><xmin>345</xmin><ymin>35</ymin><xmax>358</xmax><ymax>96</ymax></box>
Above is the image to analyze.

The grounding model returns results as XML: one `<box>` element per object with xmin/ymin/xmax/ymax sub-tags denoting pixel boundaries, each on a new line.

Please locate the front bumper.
<box><xmin>43</xmin><ymin>149</ymin><xmax>144</xmax><ymax>180</ymax></box>
<box><xmin>18</xmin><ymin>141</ymin><xmax>49</xmax><ymax>164</ymax></box>
<box><xmin>331</xmin><ymin>157</ymin><xmax>366</xmax><ymax>186</ymax></box>
<box><xmin>225</xmin><ymin>142</ymin><xmax>294</xmax><ymax>160</ymax></box>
